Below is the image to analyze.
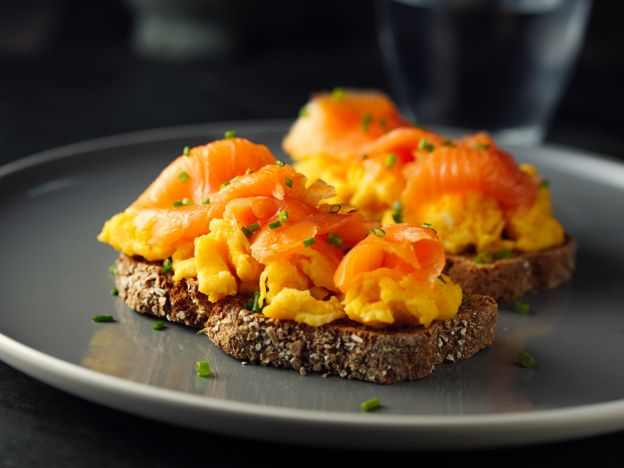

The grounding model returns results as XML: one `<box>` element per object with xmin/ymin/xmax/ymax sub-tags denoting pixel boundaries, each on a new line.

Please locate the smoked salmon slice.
<box><xmin>334</xmin><ymin>224</ymin><xmax>445</xmax><ymax>292</ymax></box>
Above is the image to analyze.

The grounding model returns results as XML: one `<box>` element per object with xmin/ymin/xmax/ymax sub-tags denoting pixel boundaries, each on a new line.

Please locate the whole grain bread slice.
<box><xmin>115</xmin><ymin>254</ymin><xmax>497</xmax><ymax>384</ymax></box>
<box><xmin>445</xmin><ymin>235</ymin><xmax>576</xmax><ymax>302</ymax></box>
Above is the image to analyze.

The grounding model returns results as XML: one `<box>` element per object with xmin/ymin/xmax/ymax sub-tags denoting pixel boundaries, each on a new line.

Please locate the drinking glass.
<box><xmin>377</xmin><ymin>0</ymin><xmax>592</xmax><ymax>145</ymax></box>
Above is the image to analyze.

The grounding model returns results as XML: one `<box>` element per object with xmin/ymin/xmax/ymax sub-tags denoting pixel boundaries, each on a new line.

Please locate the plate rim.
<box><xmin>2</xmin><ymin>120</ymin><xmax>624</xmax><ymax>448</ymax></box>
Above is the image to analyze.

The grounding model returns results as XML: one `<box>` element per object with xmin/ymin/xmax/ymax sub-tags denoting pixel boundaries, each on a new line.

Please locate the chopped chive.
<box><xmin>474</xmin><ymin>252</ymin><xmax>494</xmax><ymax>264</ymax></box>
<box><xmin>299</xmin><ymin>105</ymin><xmax>309</xmax><ymax>117</ymax></box>
<box><xmin>162</xmin><ymin>258</ymin><xmax>173</xmax><ymax>274</ymax></box>
<box><xmin>392</xmin><ymin>200</ymin><xmax>403</xmax><ymax>223</ymax></box>
<box><xmin>361</xmin><ymin>112</ymin><xmax>372</xmax><ymax>133</ymax></box>
<box><xmin>269</xmin><ymin>220</ymin><xmax>282</xmax><ymax>230</ymax></box>
<box><xmin>244</xmin><ymin>300</ymin><xmax>254</xmax><ymax>311</ymax></box>
<box><xmin>173</xmin><ymin>198</ymin><xmax>192</xmax><ymax>207</ymax></box>
<box><xmin>195</xmin><ymin>360</ymin><xmax>212</xmax><ymax>377</ymax></box>
<box><xmin>438</xmin><ymin>275</ymin><xmax>447</xmax><ymax>284</ymax></box>
<box><xmin>421</xmin><ymin>222</ymin><xmax>437</xmax><ymax>233</ymax></box>
<box><xmin>152</xmin><ymin>320</ymin><xmax>166</xmax><ymax>331</ymax></box>
<box><xmin>496</xmin><ymin>248</ymin><xmax>513</xmax><ymax>259</ymax></box>
<box><xmin>360</xmin><ymin>397</ymin><xmax>381</xmax><ymax>412</ymax></box>
<box><xmin>285</xmin><ymin>177</ymin><xmax>293</xmax><ymax>188</ymax></box>
<box><xmin>201</xmin><ymin>198</ymin><xmax>211</xmax><ymax>205</ymax></box>
<box><xmin>371</xmin><ymin>227</ymin><xmax>386</xmax><ymax>237</ymax></box>
<box><xmin>303</xmin><ymin>237</ymin><xmax>315</xmax><ymax>247</ymax></box>
<box><xmin>220</xmin><ymin>181</ymin><xmax>230</xmax><ymax>189</ymax></box>
<box><xmin>111</xmin><ymin>287</ymin><xmax>119</xmax><ymax>296</ymax></box>
<box><xmin>474</xmin><ymin>143</ymin><xmax>490</xmax><ymax>150</ymax></box>
<box><xmin>246</xmin><ymin>222</ymin><xmax>260</xmax><ymax>232</ymax></box>
<box><xmin>378</xmin><ymin>117</ymin><xmax>387</xmax><ymax>129</ymax></box>
<box><xmin>91</xmin><ymin>315</ymin><xmax>115</xmax><ymax>323</ymax></box>
<box><xmin>251</xmin><ymin>291</ymin><xmax>261</xmax><ymax>312</ymax></box>
<box><xmin>442</xmin><ymin>139</ymin><xmax>456</xmax><ymax>147</ymax></box>
<box><xmin>183</xmin><ymin>146</ymin><xmax>191</xmax><ymax>156</ymax></box>
<box><xmin>278</xmin><ymin>210</ymin><xmax>289</xmax><ymax>223</ymax></box>
<box><xmin>327</xmin><ymin>232</ymin><xmax>344</xmax><ymax>247</ymax></box>
<box><xmin>418</xmin><ymin>138</ymin><xmax>435</xmax><ymax>152</ymax></box>
<box><xmin>331</xmin><ymin>86</ymin><xmax>345</xmax><ymax>101</ymax></box>
<box><xmin>411</xmin><ymin>121</ymin><xmax>422</xmax><ymax>129</ymax></box>
<box><xmin>540</xmin><ymin>179</ymin><xmax>551</xmax><ymax>188</ymax></box>
<box><xmin>276</xmin><ymin>160</ymin><xmax>286</xmax><ymax>167</ymax></box>
<box><xmin>224</xmin><ymin>130</ymin><xmax>236</xmax><ymax>139</ymax></box>
<box><xmin>328</xmin><ymin>204</ymin><xmax>341</xmax><ymax>214</ymax></box>
<box><xmin>178</xmin><ymin>171</ymin><xmax>189</xmax><ymax>182</ymax></box>
<box><xmin>518</xmin><ymin>351</ymin><xmax>537</xmax><ymax>369</ymax></box>
<box><xmin>108</xmin><ymin>264</ymin><xmax>116</xmax><ymax>276</ymax></box>
<box><xmin>384</xmin><ymin>153</ymin><xmax>397</xmax><ymax>169</ymax></box>
<box><xmin>241</xmin><ymin>227</ymin><xmax>252</xmax><ymax>238</ymax></box>
<box><xmin>513</xmin><ymin>299</ymin><xmax>530</xmax><ymax>315</ymax></box>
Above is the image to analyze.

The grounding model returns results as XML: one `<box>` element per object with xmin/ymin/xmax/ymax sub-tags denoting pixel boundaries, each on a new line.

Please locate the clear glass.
<box><xmin>377</xmin><ymin>0</ymin><xmax>592</xmax><ymax>145</ymax></box>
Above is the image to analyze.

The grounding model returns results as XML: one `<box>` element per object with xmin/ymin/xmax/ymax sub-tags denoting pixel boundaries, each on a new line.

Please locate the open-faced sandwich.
<box><xmin>99</xmin><ymin>137</ymin><xmax>497</xmax><ymax>383</ymax></box>
<box><xmin>284</xmin><ymin>89</ymin><xmax>576</xmax><ymax>302</ymax></box>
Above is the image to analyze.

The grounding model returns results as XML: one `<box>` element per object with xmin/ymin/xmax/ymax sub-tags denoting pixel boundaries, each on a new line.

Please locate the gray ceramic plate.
<box><xmin>1</xmin><ymin>121</ymin><xmax>623</xmax><ymax>450</ymax></box>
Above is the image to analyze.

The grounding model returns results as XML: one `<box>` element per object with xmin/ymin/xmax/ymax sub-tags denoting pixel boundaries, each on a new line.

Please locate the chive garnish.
<box><xmin>201</xmin><ymin>198</ymin><xmax>211</xmax><ymax>205</ymax></box>
<box><xmin>328</xmin><ymin>204</ymin><xmax>341</xmax><ymax>214</ymax></box>
<box><xmin>220</xmin><ymin>181</ymin><xmax>230</xmax><ymax>189</ymax></box>
<box><xmin>371</xmin><ymin>227</ymin><xmax>386</xmax><ymax>237</ymax></box>
<box><xmin>438</xmin><ymin>275</ymin><xmax>447</xmax><ymax>284</ymax></box>
<box><xmin>384</xmin><ymin>153</ymin><xmax>397</xmax><ymax>169</ymax></box>
<box><xmin>299</xmin><ymin>105</ymin><xmax>309</xmax><ymax>117</ymax></box>
<box><xmin>247</xmin><ymin>222</ymin><xmax>260</xmax><ymax>232</ymax></box>
<box><xmin>474</xmin><ymin>252</ymin><xmax>494</xmax><ymax>264</ymax></box>
<box><xmin>178</xmin><ymin>171</ymin><xmax>189</xmax><ymax>182</ymax></box>
<box><xmin>411</xmin><ymin>121</ymin><xmax>422</xmax><ymax>129</ymax></box>
<box><xmin>418</xmin><ymin>138</ymin><xmax>434</xmax><ymax>152</ymax></box>
<box><xmin>518</xmin><ymin>351</ymin><xmax>537</xmax><ymax>369</ymax></box>
<box><xmin>111</xmin><ymin>287</ymin><xmax>119</xmax><ymax>296</ymax></box>
<box><xmin>474</xmin><ymin>143</ymin><xmax>490</xmax><ymax>150</ymax></box>
<box><xmin>276</xmin><ymin>160</ymin><xmax>286</xmax><ymax>167</ymax></box>
<box><xmin>327</xmin><ymin>232</ymin><xmax>344</xmax><ymax>247</ymax></box>
<box><xmin>241</xmin><ymin>227</ymin><xmax>252</xmax><ymax>238</ymax></box>
<box><xmin>442</xmin><ymin>139</ymin><xmax>456</xmax><ymax>147</ymax></box>
<box><xmin>91</xmin><ymin>315</ymin><xmax>115</xmax><ymax>323</ymax></box>
<box><xmin>513</xmin><ymin>300</ymin><xmax>530</xmax><ymax>315</ymax></box>
<box><xmin>360</xmin><ymin>397</ymin><xmax>381</xmax><ymax>412</ymax></box>
<box><xmin>224</xmin><ymin>130</ymin><xmax>236</xmax><ymax>139</ymax></box>
<box><xmin>183</xmin><ymin>146</ymin><xmax>191</xmax><ymax>156</ymax></box>
<box><xmin>195</xmin><ymin>360</ymin><xmax>212</xmax><ymax>377</ymax></box>
<box><xmin>303</xmin><ymin>237</ymin><xmax>315</xmax><ymax>247</ymax></box>
<box><xmin>496</xmin><ymin>248</ymin><xmax>513</xmax><ymax>259</ymax></box>
<box><xmin>392</xmin><ymin>200</ymin><xmax>403</xmax><ymax>223</ymax></box>
<box><xmin>173</xmin><ymin>198</ymin><xmax>192</xmax><ymax>207</ymax></box>
<box><xmin>152</xmin><ymin>320</ymin><xmax>165</xmax><ymax>331</ymax></box>
<box><xmin>378</xmin><ymin>117</ymin><xmax>387</xmax><ymax>129</ymax></box>
<box><xmin>361</xmin><ymin>113</ymin><xmax>372</xmax><ymax>133</ymax></box>
<box><xmin>285</xmin><ymin>177</ymin><xmax>293</xmax><ymax>188</ymax></box>
<box><xmin>251</xmin><ymin>291</ymin><xmax>261</xmax><ymax>312</ymax></box>
<box><xmin>540</xmin><ymin>179</ymin><xmax>551</xmax><ymax>188</ymax></box>
<box><xmin>421</xmin><ymin>222</ymin><xmax>437</xmax><ymax>233</ymax></box>
<box><xmin>108</xmin><ymin>264</ymin><xmax>116</xmax><ymax>276</ymax></box>
<box><xmin>331</xmin><ymin>86</ymin><xmax>345</xmax><ymax>101</ymax></box>
<box><xmin>278</xmin><ymin>210</ymin><xmax>289</xmax><ymax>224</ymax></box>
<box><xmin>269</xmin><ymin>220</ymin><xmax>282</xmax><ymax>230</ymax></box>
<box><xmin>162</xmin><ymin>258</ymin><xmax>173</xmax><ymax>274</ymax></box>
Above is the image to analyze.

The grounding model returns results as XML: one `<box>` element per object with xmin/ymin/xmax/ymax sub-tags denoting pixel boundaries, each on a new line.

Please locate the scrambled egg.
<box><xmin>342</xmin><ymin>270</ymin><xmax>462</xmax><ymax>327</ymax></box>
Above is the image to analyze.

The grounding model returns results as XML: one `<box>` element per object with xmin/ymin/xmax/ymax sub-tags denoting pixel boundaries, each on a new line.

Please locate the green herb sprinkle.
<box><xmin>303</xmin><ymin>237</ymin><xmax>315</xmax><ymax>247</ymax></box>
<box><xmin>360</xmin><ymin>397</ymin><xmax>381</xmax><ymax>412</ymax></box>
<box><xmin>152</xmin><ymin>321</ymin><xmax>166</xmax><ymax>331</ymax></box>
<box><xmin>384</xmin><ymin>153</ymin><xmax>397</xmax><ymax>169</ymax></box>
<box><xmin>513</xmin><ymin>300</ymin><xmax>530</xmax><ymax>315</ymax></box>
<box><xmin>162</xmin><ymin>258</ymin><xmax>173</xmax><ymax>274</ymax></box>
<box><xmin>224</xmin><ymin>130</ymin><xmax>236</xmax><ymax>139</ymax></box>
<box><xmin>518</xmin><ymin>351</ymin><xmax>537</xmax><ymax>369</ymax></box>
<box><xmin>474</xmin><ymin>252</ymin><xmax>494</xmax><ymax>264</ymax></box>
<box><xmin>195</xmin><ymin>360</ymin><xmax>212</xmax><ymax>377</ymax></box>
<box><xmin>91</xmin><ymin>315</ymin><xmax>115</xmax><ymax>323</ymax></box>
<box><xmin>327</xmin><ymin>232</ymin><xmax>344</xmax><ymax>247</ymax></box>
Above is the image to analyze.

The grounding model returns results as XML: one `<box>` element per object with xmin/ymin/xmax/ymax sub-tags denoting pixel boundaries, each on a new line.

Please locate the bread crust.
<box><xmin>115</xmin><ymin>255</ymin><xmax>497</xmax><ymax>384</ymax></box>
<box><xmin>445</xmin><ymin>235</ymin><xmax>576</xmax><ymax>302</ymax></box>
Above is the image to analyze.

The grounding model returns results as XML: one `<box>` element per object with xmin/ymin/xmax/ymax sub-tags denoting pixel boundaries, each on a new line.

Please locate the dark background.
<box><xmin>1</xmin><ymin>1</ymin><xmax>623</xmax><ymax>466</ymax></box>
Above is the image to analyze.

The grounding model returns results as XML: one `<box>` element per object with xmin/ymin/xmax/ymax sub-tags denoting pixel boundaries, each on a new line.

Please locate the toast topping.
<box><xmin>283</xmin><ymin>90</ymin><xmax>566</xmax><ymax>255</ymax></box>
<box><xmin>100</xmin><ymin>137</ymin><xmax>463</xmax><ymax>328</ymax></box>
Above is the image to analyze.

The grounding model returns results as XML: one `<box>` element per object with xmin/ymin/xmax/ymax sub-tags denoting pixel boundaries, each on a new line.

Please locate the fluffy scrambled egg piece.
<box><xmin>262</xmin><ymin>289</ymin><xmax>344</xmax><ymax>326</ymax></box>
<box><xmin>342</xmin><ymin>270</ymin><xmax>462</xmax><ymax>327</ymax></box>
<box><xmin>175</xmin><ymin>218</ymin><xmax>263</xmax><ymax>302</ymax></box>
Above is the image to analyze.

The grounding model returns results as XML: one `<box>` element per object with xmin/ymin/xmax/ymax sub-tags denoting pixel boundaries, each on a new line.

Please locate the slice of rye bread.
<box><xmin>115</xmin><ymin>254</ymin><xmax>497</xmax><ymax>384</ymax></box>
<box><xmin>445</xmin><ymin>235</ymin><xmax>577</xmax><ymax>303</ymax></box>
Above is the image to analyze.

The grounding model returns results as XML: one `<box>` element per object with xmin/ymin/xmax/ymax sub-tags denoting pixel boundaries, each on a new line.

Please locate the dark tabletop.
<box><xmin>1</xmin><ymin>1</ymin><xmax>624</xmax><ymax>465</ymax></box>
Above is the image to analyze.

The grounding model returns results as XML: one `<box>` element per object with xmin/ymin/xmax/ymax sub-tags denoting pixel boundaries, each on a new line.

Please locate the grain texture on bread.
<box><xmin>445</xmin><ymin>235</ymin><xmax>576</xmax><ymax>302</ymax></box>
<box><xmin>115</xmin><ymin>254</ymin><xmax>497</xmax><ymax>384</ymax></box>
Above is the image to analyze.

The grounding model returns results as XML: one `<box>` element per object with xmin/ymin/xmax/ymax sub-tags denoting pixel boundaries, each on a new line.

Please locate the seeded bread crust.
<box><xmin>445</xmin><ymin>235</ymin><xmax>576</xmax><ymax>302</ymax></box>
<box><xmin>115</xmin><ymin>254</ymin><xmax>497</xmax><ymax>384</ymax></box>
